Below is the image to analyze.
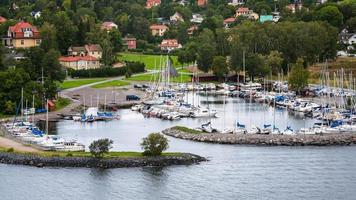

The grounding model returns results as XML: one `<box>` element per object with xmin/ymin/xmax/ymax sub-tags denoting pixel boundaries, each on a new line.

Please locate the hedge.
<box><xmin>69</xmin><ymin>61</ymin><xmax>145</xmax><ymax>78</ymax></box>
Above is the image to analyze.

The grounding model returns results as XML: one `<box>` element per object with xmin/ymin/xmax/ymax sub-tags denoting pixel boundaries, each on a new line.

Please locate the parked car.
<box><xmin>126</xmin><ymin>95</ymin><xmax>140</xmax><ymax>101</ymax></box>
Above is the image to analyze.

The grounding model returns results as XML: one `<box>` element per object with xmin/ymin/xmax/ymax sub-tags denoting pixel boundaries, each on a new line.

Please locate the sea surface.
<box><xmin>1</xmin><ymin>94</ymin><xmax>356</xmax><ymax>200</ymax></box>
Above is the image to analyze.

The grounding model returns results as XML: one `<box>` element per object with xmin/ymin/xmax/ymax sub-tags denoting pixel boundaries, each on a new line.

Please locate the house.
<box><xmin>0</xmin><ymin>16</ymin><xmax>7</xmax><ymax>24</ymax></box>
<box><xmin>235</xmin><ymin>7</ymin><xmax>250</xmax><ymax>16</ymax></box>
<box><xmin>228</xmin><ymin>0</ymin><xmax>244</xmax><ymax>6</ymax></box>
<box><xmin>101</xmin><ymin>22</ymin><xmax>118</xmax><ymax>31</ymax></box>
<box><xmin>348</xmin><ymin>34</ymin><xmax>356</xmax><ymax>45</ymax></box>
<box><xmin>160</xmin><ymin>39</ymin><xmax>182</xmax><ymax>52</ymax></box>
<box><xmin>190</xmin><ymin>13</ymin><xmax>204</xmax><ymax>24</ymax></box>
<box><xmin>187</xmin><ymin>25</ymin><xmax>198</xmax><ymax>35</ymax></box>
<box><xmin>31</xmin><ymin>11</ymin><xmax>41</xmax><ymax>19</ymax></box>
<box><xmin>170</xmin><ymin>12</ymin><xmax>184</xmax><ymax>23</ymax></box>
<box><xmin>2</xmin><ymin>21</ymin><xmax>41</xmax><ymax>48</ymax></box>
<box><xmin>59</xmin><ymin>56</ymin><xmax>100</xmax><ymax>70</ymax></box>
<box><xmin>224</xmin><ymin>17</ymin><xmax>236</xmax><ymax>27</ymax></box>
<box><xmin>259</xmin><ymin>15</ymin><xmax>273</xmax><ymax>23</ymax></box>
<box><xmin>123</xmin><ymin>37</ymin><xmax>137</xmax><ymax>49</ymax></box>
<box><xmin>68</xmin><ymin>44</ymin><xmax>102</xmax><ymax>59</ymax></box>
<box><xmin>197</xmin><ymin>0</ymin><xmax>207</xmax><ymax>6</ymax></box>
<box><xmin>178</xmin><ymin>0</ymin><xmax>189</xmax><ymax>6</ymax></box>
<box><xmin>146</xmin><ymin>0</ymin><xmax>161</xmax><ymax>8</ymax></box>
<box><xmin>286</xmin><ymin>3</ymin><xmax>302</xmax><ymax>13</ymax></box>
<box><xmin>150</xmin><ymin>24</ymin><xmax>168</xmax><ymax>36</ymax></box>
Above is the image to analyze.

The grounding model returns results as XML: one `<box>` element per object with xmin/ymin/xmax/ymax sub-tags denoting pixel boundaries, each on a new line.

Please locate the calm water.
<box><xmin>1</xmin><ymin>94</ymin><xmax>356</xmax><ymax>200</ymax></box>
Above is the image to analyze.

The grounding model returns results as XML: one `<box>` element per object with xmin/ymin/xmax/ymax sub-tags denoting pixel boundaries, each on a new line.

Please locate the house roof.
<box><xmin>0</xmin><ymin>16</ymin><xmax>7</xmax><ymax>23</ymax></box>
<box><xmin>69</xmin><ymin>46</ymin><xmax>86</xmax><ymax>52</ymax></box>
<box><xmin>224</xmin><ymin>17</ymin><xmax>236</xmax><ymax>24</ymax></box>
<box><xmin>236</xmin><ymin>7</ymin><xmax>249</xmax><ymax>12</ymax></box>
<box><xmin>123</xmin><ymin>37</ymin><xmax>136</xmax><ymax>41</ymax></box>
<box><xmin>150</xmin><ymin>24</ymin><xmax>168</xmax><ymax>30</ymax></box>
<box><xmin>160</xmin><ymin>39</ymin><xmax>180</xmax><ymax>47</ymax></box>
<box><xmin>101</xmin><ymin>21</ymin><xmax>117</xmax><ymax>30</ymax></box>
<box><xmin>59</xmin><ymin>56</ymin><xmax>98</xmax><ymax>62</ymax></box>
<box><xmin>85</xmin><ymin>44</ymin><xmax>102</xmax><ymax>52</ymax></box>
<box><xmin>8</xmin><ymin>21</ymin><xmax>40</xmax><ymax>39</ymax></box>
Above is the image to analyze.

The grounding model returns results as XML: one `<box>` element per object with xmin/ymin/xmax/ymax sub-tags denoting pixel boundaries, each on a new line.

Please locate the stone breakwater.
<box><xmin>0</xmin><ymin>152</ymin><xmax>207</xmax><ymax>169</ymax></box>
<box><xmin>162</xmin><ymin>128</ymin><xmax>356</xmax><ymax>146</ymax></box>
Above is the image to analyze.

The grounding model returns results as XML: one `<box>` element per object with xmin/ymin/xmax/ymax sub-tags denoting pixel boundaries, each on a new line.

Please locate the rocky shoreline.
<box><xmin>0</xmin><ymin>152</ymin><xmax>207</xmax><ymax>169</ymax></box>
<box><xmin>162</xmin><ymin>127</ymin><xmax>356</xmax><ymax>146</ymax></box>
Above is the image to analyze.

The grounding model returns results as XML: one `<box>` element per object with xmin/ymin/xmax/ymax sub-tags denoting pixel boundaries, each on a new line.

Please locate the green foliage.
<box><xmin>141</xmin><ymin>133</ymin><xmax>169</xmax><ymax>156</ymax></box>
<box><xmin>288</xmin><ymin>58</ymin><xmax>310</xmax><ymax>94</ymax></box>
<box><xmin>315</xmin><ymin>6</ymin><xmax>344</xmax><ymax>28</ymax></box>
<box><xmin>89</xmin><ymin>138</ymin><xmax>114</xmax><ymax>158</ymax></box>
<box><xmin>7</xmin><ymin>147</ymin><xmax>14</xmax><ymax>152</ymax></box>
<box><xmin>212</xmin><ymin>56</ymin><xmax>229</xmax><ymax>80</ymax></box>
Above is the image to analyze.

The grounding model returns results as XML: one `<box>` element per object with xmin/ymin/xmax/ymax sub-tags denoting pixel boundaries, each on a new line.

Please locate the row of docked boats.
<box><xmin>1</xmin><ymin>121</ymin><xmax>85</xmax><ymax>151</ymax></box>
<box><xmin>72</xmin><ymin>107</ymin><xmax>119</xmax><ymax>122</ymax></box>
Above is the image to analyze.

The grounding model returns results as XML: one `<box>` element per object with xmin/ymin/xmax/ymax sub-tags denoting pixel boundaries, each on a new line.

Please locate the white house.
<box><xmin>190</xmin><ymin>13</ymin><xmax>204</xmax><ymax>24</ymax></box>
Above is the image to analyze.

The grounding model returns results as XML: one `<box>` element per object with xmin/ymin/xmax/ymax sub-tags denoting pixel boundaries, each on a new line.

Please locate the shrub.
<box><xmin>7</xmin><ymin>147</ymin><xmax>14</xmax><ymax>152</ymax></box>
<box><xmin>89</xmin><ymin>138</ymin><xmax>113</xmax><ymax>158</ymax></box>
<box><xmin>141</xmin><ymin>133</ymin><xmax>169</xmax><ymax>156</ymax></box>
<box><xmin>66</xmin><ymin>153</ymin><xmax>73</xmax><ymax>157</ymax></box>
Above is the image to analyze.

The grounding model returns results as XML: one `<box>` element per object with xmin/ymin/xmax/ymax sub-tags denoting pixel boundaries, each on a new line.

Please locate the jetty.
<box><xmin>162</xmin><ymin>126</ymin><xmax>356</xmax><ymax>146</ymax></box>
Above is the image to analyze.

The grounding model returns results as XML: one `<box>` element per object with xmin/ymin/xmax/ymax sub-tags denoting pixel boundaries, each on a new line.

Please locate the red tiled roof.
<box><xmin>101</xmin><ymin>22</ymin><xmax>117</xmax><ymax>30</ymax></box>
<box><xmin>150</xmin><ymin>24</ymin><xmax>168</xmax><ymax>30</ymax></box>
<box><xmin>224</xmin><ymin>17</ymin><xmax>236</xmax><ymax>24</ymax></box>
<box><xmin>160</xmin><ymin>39</ymin><xmax>180</xmax><ymax>47</ymax></box>
<box><xmin>236</xmin><ymin>7</ymin><xmax>249</xmax><ymax>12</ymax></box>
<box><xmin>85</xmin><ymin>44</ymin><xmax>102</xmax><ymax>52</ymax></box>
<box><xmin>146</xmin><ymin>0</ymin><xmax>161</xmax><ymax>8</ymax></box>
<box><xmin>9</xmin><ymin>21</ymin><xmax>40</xmax><ymax>39</ymax></box>
<box><xmin>0</xmin><ymin>16</ymin><xmax>7</xmax><ymax>23</ymax></box>
<box><xmin>59</xmin><ymin>56</ymin><xmax>98</xmax><ymax>62</ymax></box>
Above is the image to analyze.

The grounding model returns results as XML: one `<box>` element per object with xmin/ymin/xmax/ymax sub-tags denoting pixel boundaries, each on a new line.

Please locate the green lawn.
<box><xmin>60</xmin><ymin>78</ymin><xmax>107</xmax><ymax>90</ymax></box>
<box><xmin>55</xmin><ymin>97</ymin><xmax>71</xmax><ymax>111</ymax></box>
<box><xmin>91</xmin><ymin>80</ymin><xmax>131</xmax><ymax>89</ymax></box>
<box><xmin>118</xmin><ymin>52</ymin><xmax>182</xmax><ymax>70</ymax></box>
<box><xmin>125</xmin><ymin>73</ymin><xmax>191</xmax><ymax>83</ymax></box>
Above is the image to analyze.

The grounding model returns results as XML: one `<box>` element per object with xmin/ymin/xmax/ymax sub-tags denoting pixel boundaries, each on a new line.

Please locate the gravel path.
<box><xmin>0</xmin><ymin>136</ymin><xmax>40</xmax><ymax>152</ymax></box>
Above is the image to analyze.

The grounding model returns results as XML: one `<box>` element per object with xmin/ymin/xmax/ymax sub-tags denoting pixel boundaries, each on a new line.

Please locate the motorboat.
<box><xmin>191</xmin><ymin>107</ymin><xmax>217</xmax><ymax>118</ymax></box>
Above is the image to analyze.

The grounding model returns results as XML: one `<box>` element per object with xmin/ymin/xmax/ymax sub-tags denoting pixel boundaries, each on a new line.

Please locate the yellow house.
<box><xmin>3</xmin><ymin>21</ymin><xmax>41</xmax><ymax>48</ymax></box>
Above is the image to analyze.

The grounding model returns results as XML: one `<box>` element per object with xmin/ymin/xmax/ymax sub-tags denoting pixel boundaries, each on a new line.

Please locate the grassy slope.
<box><xmin>0</xmin><ymin>146</ymin><xmax>181</xmax><ymax>158</ymax></box>
<box><xmin>91</xmin><ymin>80</ymin><xmax>131</xmax><ymax>89</ymax></box>
<box><xmin>54</xmin><ymin>97</ymin><xmax>71</xmax><ymax>111</ymax></box>
<box><xmin>125</xmin><ymin>73</ymin><xmax>191</xmax><ymax>83</ymax></box>
<box><xmin>117</xmin><ymin>52</ymin><xmax>182</xmax><ymax>70</ymax></box>
<box><xmin>60</xmin><ymin>78</ymin><xmax>106</xmax><ymax>90</ymax></box>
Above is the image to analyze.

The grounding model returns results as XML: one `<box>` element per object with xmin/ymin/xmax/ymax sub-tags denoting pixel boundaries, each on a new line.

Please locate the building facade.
<box><xmin>150</xmin><ymin>24</ymin><xmax>168</xmax><ymax>36</ymax></box>
<box><xmin>59</xmin><ymin>56</ymin><xmax>100</xmax><ymax>70</ymax></box>
<box><xmin>3</xmin><ymin>21</ymin><xmax>41</xmax><ymax>48</ymax></box>
<box><xmin>68</xmin><ymin>44</ymin><xmax>102</xmax><ymax>59</ymax></box>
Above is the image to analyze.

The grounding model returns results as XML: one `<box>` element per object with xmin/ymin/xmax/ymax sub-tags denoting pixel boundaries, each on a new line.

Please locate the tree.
<box><xmin>212</xmin><ymin>56</ymin><xmax>229</xmax><ymax>81</ymax></box>
<box><xmin>315</xmin><ymin>6</ymin><xmax>343</xmax><ymax>28</ymax></box>
<box><xmin>40</xmin><ymin>22</ymin><xmax>58</xmax><ymax>51</ymax></box>
<box><xmin>288</xmin><ymin>58</ymin><xmax>309</xmax><ymax>94</ymax></box>
<box><xmin>267</xmin><ymin>51</ymin><xmax>283</xmax><ymax>75</ymax></box>
<box><xmin>346</xmin><ymin>17</ymin><xmax>356</xmax><ymax>32</ymax></box>
<box><xmin>197</xmin><ymin>43</ymin><xmax>216</xmax><ymax>72</ymax></box>
<box><xmin>141</xmin><ymin>133</ymin><xmax>169</xmax><ymax>156</ymax></box>
<box><xmin>89</xmin><ymin>138</ymin><xmax>113</xmax><ymax>158</ymax></box>
<box><xmin>245</xmin><ymin>53</ymin><xmax>269</xmax><ymax>80</ymax></box>
<box><xmin>101</xmin><ymin>39</ymin><xmax>113</xmax><ymax>66</ymax></box>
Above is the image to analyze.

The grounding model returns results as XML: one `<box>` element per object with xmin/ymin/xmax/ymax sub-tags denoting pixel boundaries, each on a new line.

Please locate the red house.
<box><xmin>123</xmin><ymin>37</ymin><xmax>137</xmax><ymax>49</ymax></box>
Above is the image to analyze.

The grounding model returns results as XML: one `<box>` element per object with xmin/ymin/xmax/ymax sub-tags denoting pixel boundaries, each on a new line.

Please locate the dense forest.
<box><xmin>0</xmin><ymin>0</ymin><xmax>355</xmax><ymax>115</ymax></box>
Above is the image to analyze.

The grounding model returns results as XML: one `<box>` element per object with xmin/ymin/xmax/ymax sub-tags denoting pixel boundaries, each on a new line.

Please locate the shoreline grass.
<box><xmin>91</xmin><ymin>80</ymin><xmax>131</xmax><ymax>89</ymax></box>
<box><xmin>0</xmin><ymin>146</ymin><xmax>182</xmax><ymax>158</ymax></box>
<box><xmin>173</xmin><ymin>126</ymin><xmax>204</xmax><ymax>134</ymax></box>
<box><xmin>54</xmin><ymin>97</ymin><xmax>71</xmax><ymax>111</ymax></box>
<box><xmin>60</xmin><ymin>78</ymin><xmax>107</xmax><ymax>90</ymax></box>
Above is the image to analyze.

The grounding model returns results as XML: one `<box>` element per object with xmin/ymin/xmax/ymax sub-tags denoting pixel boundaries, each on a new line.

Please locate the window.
<box><xmin>21</xmin><ymin>40</ymin><xmax>24</xmax><ymax>45</ymax></box>
<box><xmin>36</xmin><ymin>40</ymin><xmax>41</xmax><ymax>45</ymax></box>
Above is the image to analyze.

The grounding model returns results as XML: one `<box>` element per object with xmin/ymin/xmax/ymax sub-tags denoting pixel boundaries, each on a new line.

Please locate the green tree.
<box><xmin>346</xmin><ymin>17</ymin><xmax>356</xmax><ymax>32</ymax></box>
<box><xmin>267</xmin><ymin>51</ymin><xmax>283</xmax><ymax>75</ymax></box>
<box><xmin>40</xmin><ymin>22</ymin><xmax>58</xmax><ymax>51</ymax></box>
<box><xmin>245</xmin><ymin>53</ymin><xmax>268</xmax><ymax>80</ymax></box>
<box><xmin>89</xmin><ymin>138</ymin><xmax>113</xmax><ymax>158</ymax></box>
<box><xmin>315</xmin><ymin>6</ymin><xmax>343</xmax><ymax>28</ymax></box>
<box><xmin>197</xmin><ymin>43</ymin><xmax>216</xmax><ymax>72</ymax></box>
<box><xmin>101</xmin><ymin>39</ymin><xmax>113</xmax><ymax>66</ymax></box>
<box><xmin>141</xmin><ymin>133</ymin><xmax>169</xmax><ymax>156</ymax></box>
<box><xmin>288</xmin><ymin>58</ymin><xmax>309</xmax><ymax>94</ymax></box>
<box><xmin>212</xmin><ymin>56</ymin><xmax>229</xmax><ymax>81</ymax></box>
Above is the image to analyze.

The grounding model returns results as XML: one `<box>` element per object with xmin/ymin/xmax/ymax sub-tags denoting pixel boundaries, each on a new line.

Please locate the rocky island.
<box><xmin>163</xmin><ymin>126</ymin><xmax>356</xmax><ymax>146</ymax></box>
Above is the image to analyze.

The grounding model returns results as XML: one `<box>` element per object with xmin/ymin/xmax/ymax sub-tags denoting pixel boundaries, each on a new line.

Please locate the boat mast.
<box><xmin>46</xmin><ymin>99</ymin><xmax>49</xmax><ymax>136</ymax></box>
<box><xmin>21</xmin><ymin>87</ymin><xmax>24</xmax><ymax>120</ymax></box>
